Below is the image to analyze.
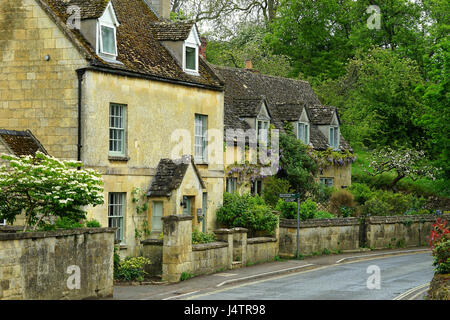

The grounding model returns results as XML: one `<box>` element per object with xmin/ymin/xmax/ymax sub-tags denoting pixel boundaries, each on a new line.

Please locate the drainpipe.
<box><xmin>76</xmin><ymin>69</ymin><xmax>86</xmax><ymax>163</ymax></box>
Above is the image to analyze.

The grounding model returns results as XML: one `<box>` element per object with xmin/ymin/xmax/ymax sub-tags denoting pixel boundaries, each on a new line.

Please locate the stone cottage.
<box><xmin>0</xmin><ymin>0</ymin><xmax>225</xmax><ymax>256</ymax></box>
<box><xmin>214</xmin><ymin>64</ymin><xmax>354</xmax><ymax>194</ymax></box>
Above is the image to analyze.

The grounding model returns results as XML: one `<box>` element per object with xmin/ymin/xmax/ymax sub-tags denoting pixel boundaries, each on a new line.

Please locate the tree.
<box><xmin>277</xmin><ymin>132</ymin><xmax>318</xmax><ymax>200</ymax></box>
<box><xmin>365</xmin><ymin>147</ymin><xmax>436</xmax><ymax>190</ymax></box>
<box><xmin>0</xmin><ymin>152</ymin><xmax>104</xmax><ymax>231</ymax></box>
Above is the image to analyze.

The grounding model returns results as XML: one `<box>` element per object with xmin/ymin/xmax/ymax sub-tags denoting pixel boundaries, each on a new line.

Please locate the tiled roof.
<box><xmin>61</xmin><ymin>0</ymin><xmax>110</xmax><ymax>20</ymax></box>
<box><xmin>214</xmin><ymin>65</ymin><xmax>352</xmax><ymax>152</ymax></box>
<box><xmin>150</xmin><ymin>21</ymin><xmax>196</xmax><ymax>41</ymax></box>
<box><xmin>36</xmin><ymin>0</ymin><xmax>223</xmax><ymax>90</ymax></box>
<box><xmin>147</xmin><ymin>156</ymin><xmax>205</xmax><ymax>197</ymax></box>
<box><xmin>0</xmin><ymin>129</ymin><xmax>49</xmax><ymax>157</ymax></box>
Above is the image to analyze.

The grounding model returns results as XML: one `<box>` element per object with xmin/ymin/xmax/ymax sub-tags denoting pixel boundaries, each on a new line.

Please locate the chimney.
<box><xmin>200</xmin><ymin>37</ymin><xmax>207</xmax><ymax>60</ymax></box>
<box><xmin>149</xmin><ymin>0</ymin><xmax>171</xmax><ymax>20</ymax></box>
<box><xmin>245</xmin><ymin>60</ymin><xmax>253</xmax><ymax>70</ymax></box>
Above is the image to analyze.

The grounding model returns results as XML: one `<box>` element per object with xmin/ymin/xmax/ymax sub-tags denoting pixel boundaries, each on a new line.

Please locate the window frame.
<box><xmin>257</xmin><ymin>119</ymin><xmax>270</xmax><ymax>146</ymax></box>
<box><xmin>329</xmin><ymin>126</ymin><xmax>340</xmax><ymax>150</ymax></box>
<box><xmin>297</xmin><ymin>122</ymin><xmax>310</xmax><ymax>145</ymax></box>
<box><xmin>0</xmin><ymin>219</ymin><xmax>6</xmax><ymax>226</ymax></box>
<box><xmin>109</xmin><ymin>103</ymin><xmax>127</xmax><ymax>157</ymax></box>
<box><xmin>99</xmin><ymin>22</ymin><xmax>118</xmax><ymax>57</ymax></box>
<box><xmin>226</xmin><ymin>177</ymin><xmax>237</xmax><ymax>194</ymax></box>
<box><xmin>194</xmin><ymin>114</ymin><xmax>208</xmax><ymax>163</ymax></box>
<box><xmin>320</xmin><ymin>177</ymin><xmax>334</xmax><ymax>187</ymax></box>
<box><xmin>108</xmin><ymin>192</ymin><xmax>126</xmax><ymax>243</ymax></box>
<box><xmin>151</xmin><ymin>201</ymin><xmax>164</xmax><ymax>232</ymax></box>
<box><xmin>183</xmin><ymin>42</ymin><xmax>199</xmax><ymax>74</ymax></box>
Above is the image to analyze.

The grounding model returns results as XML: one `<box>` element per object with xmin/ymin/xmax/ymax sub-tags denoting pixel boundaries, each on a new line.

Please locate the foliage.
<box><xmin>86</xmin><ymin>219</ymin><xmax>101</xmax><ymax>228</ymax></box>
<box><xmin>429</xmin><ymin>218</ymin><xmax>450</xmax><ymax>274</ymax></box>
<box><xmin>131</xmin><ymin>188</ymin><xmax>149</xmax><ymax>215</ymax></box>
<box><xmin>348</xmin><ymin>183</ymin><xmax>373</xmax><ymax>205</ymax></box>
<box><xmin>192</xmin><ymin>230</ymin><xmax>216</xmax><ymax>244</ymax></box>
<box><xmin>39</xmin><ymin>216</ymin><xmax>84</xmax><ymax>231</ymax></box>
<box><xmin>278</xmin><ymin>133</ymin><xmax>318</xmax><ymax>200</ymax></box>
<box><xmin>311</xmin><ymin>148</ymin><xmax>357</xmax><ymax>172</ymax></box>
<box><xmin>329</xmin><ymin>190</ymin><xmax>358</xmax><ymax>217</ymax></box>
<box><xmin>180</xmin><ymin>271</ymin><xmax>194</xmax><ymax>281</ymax></box>
<box><xmin>0</xmin><ymin>152</ymin><xmax>104</xmax><ymax>231</ymax></box>
<box><xmin>312</xmin><ymin>183</ymin><xmax>336</xmax><ymax>205</ymax></box>
<box><xmin>116</xmin><ymin>256</ymin><xmax>151</xmax><ymax>282</ymax></box>
<box><xmin>216</xmin><ymin>193</ymin><xmax>278</xmax><ymax>235</ymax></box>
<box><xmin>275</xmin><ymin>199</ymin><xmax>335</xmax><ymax>220</ymax></box>
<box><xmin>365</xmin><ymin>147</ymin><xmax>437</xmax><ymax>189</ymax></box>
<box><xmin>113</xmin><ymin>246</ymin><xmax>121</xmax><ymax>279</ymax></box>
<box><xmin>262</xmin><ymin>176</ymin><xmax>292</xmax><ymax>208</ymax></box>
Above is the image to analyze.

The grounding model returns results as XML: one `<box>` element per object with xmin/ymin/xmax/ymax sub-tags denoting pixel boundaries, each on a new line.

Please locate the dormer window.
<box><xmin>100</xmin><ymin>24</ymin><xmax>117</xmax><ymax>56</ymax></box>
<box><xmin>329</xmin><ymin>126</ymin><xmax>340</xmax><ymax>149</ymax></box>
<box><xmin>257</xmin><ymin>120</ymin><xmax>270</xmax><ymax>145</ymax></box>
<box><xmin>298</xmin><ymin>122</ymin><xmax>310</xmax><ymax>145</ymax></box>
<box><xmin>96</xmin><ymin>1</ymin><xmax>120</xmax><ymax>61</ymax></box>
<box><xmin>184</xmin><ymin>44</ymin><xmax>198</xmax><ymax>72</ymax></box>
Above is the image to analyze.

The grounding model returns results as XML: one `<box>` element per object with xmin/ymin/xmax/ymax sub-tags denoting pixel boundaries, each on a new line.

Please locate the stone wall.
<box><xmin>141</xmin><ymin>239</ymin><xmax>163</xmax><ymax>277</ymax></box>
<box><xmin>247</xmin><ymin>237</ymin><xmax>278</xmax><ymax>265</ymax></box>
<box><xmin>0</xmin><ymin>228</ymin><xmax>115</xmax><ymax>300</ymax></box>
<box><xmin>365</xmin><ymin>215</ymin><xmax>445</xmax><ymax>249</ymax></box>
<box><xmin>279</xmin><ymin>214</ymin><xmax>450</xmax><ymax>256</ymax></box>
<box><xmin>192</xmin><ymin>242</ymin><xmax>229</xmax><ymax>276</ymax></box>
<box><xmin>279</xmin><ymin>218</ymin><xmax>360</xmax><ymax>256</ymax></box>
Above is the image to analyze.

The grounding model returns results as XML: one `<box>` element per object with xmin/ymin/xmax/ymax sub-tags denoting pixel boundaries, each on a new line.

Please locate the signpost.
<box><xmin>279</xmin><ymin>193</ymin><xmax>301</xmax><ymax>259</ymax></box>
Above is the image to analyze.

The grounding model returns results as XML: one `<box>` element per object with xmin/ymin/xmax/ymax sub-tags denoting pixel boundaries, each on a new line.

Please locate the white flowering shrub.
<box><xmin>0</xmin><ymin>152</ymin><xmax>104</xmax><ymax>231</ymax></box>
<box><xmin>365</xmin><ymin>147</ymin><xmax>437</xmax><ymax>188</ymax></box>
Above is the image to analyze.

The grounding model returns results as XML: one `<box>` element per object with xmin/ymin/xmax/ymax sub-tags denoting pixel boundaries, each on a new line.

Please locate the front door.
<box><xmin>182</xmin><ymin>196</ymin><xmax>192</xmax><ymax>216</ymax></box>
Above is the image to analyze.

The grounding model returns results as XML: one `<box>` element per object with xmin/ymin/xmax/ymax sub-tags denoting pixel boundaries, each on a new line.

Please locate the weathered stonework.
<box><xmin>427</xmin><ymin>273</ymin><xmax>449</xmax><ymax>300</ymax></box>
<box><xmin>0</xmin><ymin>228</ymin><xmax>115</xmax><ymax>300</ymax></box>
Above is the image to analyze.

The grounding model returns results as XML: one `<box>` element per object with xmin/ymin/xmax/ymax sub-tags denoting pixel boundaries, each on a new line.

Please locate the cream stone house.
<box><xmin>0</xmin><ymin>0</ymin><xmax>225</xmax><ymax>256</ymax></box>
<box><xmin>214</xmin><ymin>65</ymin><xmax>353</xmax><ymax>194</ymax></box>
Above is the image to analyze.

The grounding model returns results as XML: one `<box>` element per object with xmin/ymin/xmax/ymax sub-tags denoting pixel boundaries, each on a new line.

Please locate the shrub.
<box><xmin>275</xmin><ymin>199</ymin><xmax>298</xmax><ymax>219</ymax></box>
<box><xmin>116</xmin><ymin>257</ymin><xmax>151</xmax><ymax>282</ymax></box>
<box><xmin>432</xmin><ymin>239</ymin><xmax>450</xmax><ymax>274</ymax></box>
<box><xmin>86</xmin><ymin>219</ymin><xmax>101</xmax><ymax>228</ymax></box>
<box><xmin>39</xmin><ymin>216</ymin><xmax>84</xmax><ymax>231</ymax></box>
<box><xmin>299</xmin><ymin>199</ymin><xmax>317</xmax><ymax>220</ymax></box>
<box><xmin>314</xmin><ymin>211</ymin><xmax>335</xmax><ymax>219</ymax></box>
<box><xmin>192</xmin><ymin>230</ymin><xmax>216</xmax><ymax>244</ymax></box>
<box><xmin>217</xmin><ymin>193</ymin><xmax>278</xmax><ymax>235</ymax></box>
<box><xmin>262</xmin><ymin>177</ymin><xmax>292</xmax><ymax>208</ymax></box>
<box><xmin>361</xmin><ymin>197</ymin><xmax>391</xmax><ymax>216</ymax></box>
<box><xmin>349</xmin><ymin>183</ymin><xmax>373</xmax><ymax>205</ymax></box>
<box><xmin>329</xmin><ymin>190</ymin><xmax>358</xmax><ymax>217</ymax></box>
<box><xmin>313</xmin><ymin>183</ymin><xmax>336</xmax><ymax>204</ymax></box>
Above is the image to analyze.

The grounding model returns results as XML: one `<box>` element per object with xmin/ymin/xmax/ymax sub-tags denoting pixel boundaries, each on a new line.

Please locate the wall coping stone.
<box><xmin>192</xmin><ymin>241</ymin><xmax>228</xmax><ymax>251</ymax></box>
<box><xmin>214</xmin><ymin>228</ymin><xmax>234</xmax><ymax>235</ymax></box>
<box><xmin>367</xmin><ymin>214</ymin><xmax>449</xmax><ymax>225</ymax></box>
<box><xmin>161</xmin><ymin>215</ymin><xmax>194</xmax><ymax>222</ymax></box>
<box><xmin>0</xmin><ymin>226</ymin><xmax>23</xmax><ymax>233</ymax></box>
<box><xmin>141</xmin><ymin>239</ymin><xmax>164</xmax><ymax>246</ymax></box>
<box><xmin>280</xmin><ymin>217</ymin><xmax>360</xmax><ymax>228</ymax></box>
<box><xmin>247</xmin><ymin>237</ymin><xmax>277</xmax><ymax>244</ymax></box>
<box><xmin>232</xmin><ymin>227</ymin><xmax>249</xmax><ymax>233</ymax></box>
<box><xmin>0</xmin><ymin>228</ymin><xmax>116</xmax><ymax>241</ymax></box>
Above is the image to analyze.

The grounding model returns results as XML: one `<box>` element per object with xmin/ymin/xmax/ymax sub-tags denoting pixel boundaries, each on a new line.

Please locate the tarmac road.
<box><xmin>187</xmin><ymin>252</ymin><xmax>434</xmax><ymax>300</ymax></box>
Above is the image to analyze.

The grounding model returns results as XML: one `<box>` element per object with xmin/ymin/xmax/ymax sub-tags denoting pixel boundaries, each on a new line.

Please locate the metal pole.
<box><xmin>297</xmin><ymin>195</ymin><xmax>300</xmax><ymax>259</ymax></box>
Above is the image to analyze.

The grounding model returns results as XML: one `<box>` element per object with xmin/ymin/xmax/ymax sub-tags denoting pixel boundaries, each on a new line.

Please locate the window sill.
<box><xmin>109</xmin><ymin>155</ymin><xmax>130</xmax><ymax>162</ymax></box>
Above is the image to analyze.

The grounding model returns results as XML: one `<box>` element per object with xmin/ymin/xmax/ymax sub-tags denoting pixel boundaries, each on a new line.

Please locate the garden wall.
<box><xmin>141</xmin><ymin>215</ymin><xmax>279</xmax><ymax>282</ymax></box>
<box><xmin>279</xmin><ymin>218</ymin><xmax>360</xmax><ymax>256</ymax></box>
<box><xmin>0</xmin><ymin>228</ymin><xmax>116</xmax><ymax>300</ymax></box>
<box><xmin>279</xmin><ymin>214</ymin><xmax>450</xmax><ymax>256</ymax></box>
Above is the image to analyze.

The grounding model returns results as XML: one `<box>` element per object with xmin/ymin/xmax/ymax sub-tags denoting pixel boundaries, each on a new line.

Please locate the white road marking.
<box><xmin>393</xmin><ymin>283</ymin><xmax>430</xmax><ymax>300</ymax></box>
<box><xmin>336</xmin><ymin>249</ymin><xmax>430</xmax><ymax>264</ymax></box>
<box><xmin>161</xmin><ymin>290</ymin><xmax>201</xmax><ymax>300</ymax></box>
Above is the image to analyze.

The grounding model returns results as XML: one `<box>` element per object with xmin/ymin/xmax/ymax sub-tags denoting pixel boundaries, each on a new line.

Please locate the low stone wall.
<box><xmin>279</xmin><ymin>214</ymin><xmax>450</xmax><ymax>256</ymax></box>
<box><xmin>427</xmin><ymin>273</ymin><xmax>449</xmax><ymax>300</ymax></box>
<box><xmin>247</xmin><ymin>237</ymin><xmax>278</xmax><ymax>264</ymax></box>
<box><xmin>365</xmin><ymin>215</ymin><xmax>444</xmax><ymax>249</ymax></box>
<box><xmin>279</xmin><ymin>218</ymin><xmax>360</xmax><ymax>256</ymax></box>
<box><xmin>192</xmin><ymin>242</ymin><xmax>229</xmax><ymax>275</ymax></box>
<box><xmin>141</xmin><ymin>239</ymin><xmax>163</xmax><ymax>277</ymax></box>
<box><xmin>0</xmin><ymin>228</ymin><xmax>115</xmax><ymax>300</ymax></box>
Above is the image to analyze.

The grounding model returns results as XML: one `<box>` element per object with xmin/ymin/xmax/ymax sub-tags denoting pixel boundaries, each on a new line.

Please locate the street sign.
<box><xmin>279</xmin><ymin>193</ymin><xmax>300</xmax><ymax>199</ymax></box>
<box><xmin>283</xmin><ymin>198</ymin><xmax>297</xmax><ymax>202</ymax></box>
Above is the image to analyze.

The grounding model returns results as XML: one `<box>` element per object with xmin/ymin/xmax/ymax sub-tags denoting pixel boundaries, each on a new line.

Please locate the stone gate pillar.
<box><xmin>214</xmin><ymin>228</ymin><xmax>234</xmax><ymax>270</ymax></box>
<box><xmin>232</xmin><ymin>227</ymin><xmax>248</xmax><ymax>266</ymax></box>
<box><xmin>161</xmin><ymin>215</ymin><xmax>193</xmax><ymax>283</ymax></box>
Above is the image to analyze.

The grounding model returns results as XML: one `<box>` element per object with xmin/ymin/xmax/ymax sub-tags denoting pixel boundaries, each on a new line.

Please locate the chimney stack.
<box><xmin>149</xmin><ymin>0</ymin><xmax>171</xmax><ymax>20</ymax></box>
<box><xmin>200</xmin><ymin>37</ymin><xmax>207</xmax><ymax>60</ymax></box>
<box><xmin>245</xmin><ymin>60</ymin><xmax>253</xmax><ymax>70</ymax></box>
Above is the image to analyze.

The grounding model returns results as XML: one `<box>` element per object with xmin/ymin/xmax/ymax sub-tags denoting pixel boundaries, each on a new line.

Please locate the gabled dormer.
<box><xmin>256</xmin><ymin>100</ymin><xmax>271</xmax><ymax>145</ymax></box>
<box><xmin>150</xmin><ymin>21</ymin><xmax>201</xmax><ymax>76</ymax></box>
<box><xmin>296</xmin><ymin>107</ymin><xmax>310</xmax><ymax>145</ymax></box>
<box><xmin>329</xmin><ymin>110</ymin><xmax>340</xmax><ymax>150</ymax></box>
<box><xmin>308</xmin><ymin>106</ymin><xmax>341</xmax><ymax>150</ymax></box>
<box><xmin>79</xmin><ymin>1</ymin><xmax>120</xmax><ymax>63</ymax></box>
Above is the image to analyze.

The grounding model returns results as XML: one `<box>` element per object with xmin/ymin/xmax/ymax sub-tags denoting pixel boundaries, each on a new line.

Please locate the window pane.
<box><xmin>101</xmin><ymin>26</ymin><xmax>116</xmax><ymax>55</ymax></box>
<box><xmin>195</xmin><ymin>114</ymin><xmax>207</xmax><ymax>162</ymax></box>
<box><xmin>108</xmin><ymin>193</ymin><xmax>125</xmax><ymax>242</ymax></box>
<box><xmin>152</xmin><ymin>202</ymin><xmax>163</xmax><ymax>231</ymax></box>
<box><xmin>185</xmin><ymin>46</ymin><xmax>196</xmax><ymax>70</ymax></box>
